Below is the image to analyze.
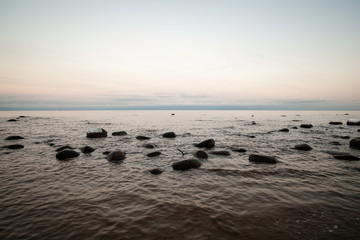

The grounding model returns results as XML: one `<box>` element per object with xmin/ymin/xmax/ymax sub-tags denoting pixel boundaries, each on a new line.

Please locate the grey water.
<box><xmin>0</xmin><ymin>110</ymin><xmax>360</xmax><ymax>240</ymax></box>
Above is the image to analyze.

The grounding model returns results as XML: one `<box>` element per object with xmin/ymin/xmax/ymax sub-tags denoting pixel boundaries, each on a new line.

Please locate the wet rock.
<box><xmin>55</xmin><ymin>145</ymin><xmax>74</xmax><ymax>152</ymax></box>
<box><xmin>146</xmin><ymin>151</ymin><xmax>161</xmax><ymax>157</ymax></box>
<box><xmin>330</xmin><ymin>141</ymin><xmax>341</xmax><ymax>146</ymax></box>
<box><xmin>102</xmin><ymin>151</ymin><xmax>111</xmax><ymax>155</ymax></box>
<box><xmin>350</xmin><ymin>138</ymin><xmax>360</xmax><ymax>149</ymax></box>
<box><xmin>5</xmin><ymin>136</ymin><xmax>24</xmax><ymax>140</ymax></box>
<box><xmin>300</xmin><ymin>124</ymin><xmax>313</xmax><ymax>129</ymax></box>
<box><xmin>144</xmin><ymin>143</ymin><xmax>157</xmax><ymax>149</ymax></box>
<box><xmin>162</xmin><ymin>132</ymin><xmax>176</xmax><ymax>138</ymax></box>
<box><xmin>333</xmin><ymin>154</ymin><xmax>359</xmax><ymax>161</ymax></box>
<box><xmin>341</xmin><ymin>136</ymin><xmax>350</xmax><ymax>139</ymax></box>
<box><xmin>112</xmin><ymin>131</ymin><xmax>127</xmax><ymax>136</ymax></box>
<box><xmin>195</xmin><ymin>139</ymin><xmax>215</xmax><ymax>149</ymax></box>
<box><xmin>329</xmin><ymin>122</ymin><xmax>342</xmax><ymax>125</ymax></box>
<box><xmin>231</xmin><ymin>148</ymin><xmax>247</xmax><ymax>153</ymax></box>
<box><xmin>194</xmin><ymin>150</ymin><xmax>208</xmax><ymax>159</ymax></box>
<box><xmin>209</xmin><ymin>150</ymin><xmax>231</xmax><ymax>156</ymax></box>
<box><xmin>172</xmin><ymin>159</ymin><xmax>202</xmax><ymax>171</ymax></box>
<box><xmin>3</xmin><ymin>144</ymin><xmax>24</xmax><ymax>149</ymax></box>
<box><xmin>292</xmin><ymin>126</ymin><xmax>298</xmax><ymax>129</ymax></box>
<box><xmin>136</xmin><ymin>136</ymin><xmax>151</xmax><ymax>140</ymax></box>
<box><xmin>251</xmin><ymin>121</ymin><xmax>256</xmax><ymax>125</ymax></box>
<box><xmin>7</xmin><ymin>119</ymin><xmax>17</xmax><ymax>122</ymax></box>
<box><xmin>80</xmin><ymin>146</ymin><xmax>95</xmax><ymax>153</ymax></box>
<box><xmin>86</xmin><ymin>128</ymin><xmax>107</xmax><ymax>138</ymax></box>
<box><xmin>171</xmin><ymin>113</ymin><xmax>175</xmax><ymax>116</ymax></box>
<box><xmin>279</xmin><ymin>128</ymin><xmax>289</xmax><ymax>132</ymax></box>
<box><xmin>249</xmin><ymin>154</ymin><xmax>277</xmax><ymax>164</ymax></box>
<box><xmin>107</xmin><ymin>150</ymin><xmax>126</xmax><ymax>162</ymax></box>
<box><xmin>347</xmin><ymin>118</ymin><xmax>360</xmax><ymax>126</ymax></box>
<box><xmin>18</xmin><ymin>116</ymin><xmax>26</xmax><ymax>118</ymax></box>
<box><xmin>294</xmin><ymin>144</ymin><xmax>312</xmax><ymax>151</ymax></box>
<box><xmin>149</xmin><ymin>168</ymin><xmax>164</xmax><ymax>175</ymax></box>
<box><xmin>56</xmin><ymin>150</ymin><xmax>80</xmax><ymax>160</ymax></box>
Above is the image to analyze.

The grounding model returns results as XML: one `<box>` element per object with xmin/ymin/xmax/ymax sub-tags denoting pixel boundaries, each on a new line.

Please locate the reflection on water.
<box><xmin>0</xmin><ymin>110</ymin><xmax>360</xmax><ymax>239</ymax></box>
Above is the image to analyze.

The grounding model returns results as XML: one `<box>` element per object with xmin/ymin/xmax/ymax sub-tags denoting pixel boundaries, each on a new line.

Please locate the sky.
<box><xmin>0</xmin><ymin>0</ymin><xmax>360</xmax><ymax>110</ymax></box>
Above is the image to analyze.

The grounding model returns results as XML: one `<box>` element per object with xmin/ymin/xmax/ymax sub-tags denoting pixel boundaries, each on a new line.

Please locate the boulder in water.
<box><xmin>249</xmin><ymin>154</ymin><xmax>277</xmax><ymax>164</ymax></box>
<box><xmin>7</xmin><ymin>119</ymin><xmax>17</xmax><ymax>122</ymax></box>
<box><xmin>148</xmin><ymin>168</ymin><xmax>164</xmax><ymax>175</ymax></box>
<box><xmin>112</xmin><ymin>131</ymin><xmax>127</xmax><ymax>136</ymax></box>
<box><xmin>172</xmin><ymin>159</ymin><xmax>202</xmax><ymax>171</ymax></box>
<box><xmin>136</xmin><ymin>136</ymin><xmax>151</xmax><ymax>140</ymax></box>
<box><xmin>209</xmin><ymin>150</ymin><xmax>231</xmax><ymax>156</ymax></box>
<box><xmin>194</xmin><ymin>150</ymin><xmax>208</xmax><ymax>159</ymax></box>
<box><xmin>107</xmin><ymin>150</ymin><xmax>126</xmax><ymax>162</ymax></box>
<box><xmin>279</xmin><ymin>128</ymin><xmax>289</xmax><ymax>132</ymax></box>
<box><xmin>333</xmin><ymin>154</ymin><xmax>359</xmax><ymax>161</ymax></box>
<box><xmin>56</xmin><ymin>150</ymin><xmax>79</xmax><ymax>160</ymax></box>
<box><xmin>347</xmin><ymin>118</ymin><xmax>360</xmax><ymax>126</ymax></box>
<box><xmin>300</xmin><ymin>124</ymin><xmax>313</xmax><ymax>128</ymax></box>
<box><xmin>329</xmin><ymin>122</ymin><xmax>342</xmax><ymax>125</ymax></box>
<box><xmin>86</xmin><ymin>128</ymin><xmax>107</xmax><ymax>138</ymax></box>
<box><xmin>55</xmin><ymin>145</ymin><xmax>74</xmax><ymax>152</ymax></box>
<box><xmin>195</xmin><ymin>139</ymin><xmax>215</xmax><ymax>149</ymax></box>
<box><xmin>350</xmin><ymin>138</ymin><xmax>360</xmax><ymax>149</ymax></box>
<box><xmin>80</xmin><ymin>146</ymin><xmax>95</xmax><ymax>153</ymax></box>
<box><xmin>294</xmin><ymin>144</ymin><xmax>312</xmax><ymax>151</ymax></box>
<box><xmin>162</xmin><ymin>132</ymin><xmax>176</xmax><ymax>138</ymax></box>
<box><xmin>231</xmin><ymin>148</ymin><xmax>247</xmax><ymax>153</ymax></box>
<box><xmin>144</xmin><ymin>143</ymin><xmax>157</xmax><ymax>149</ymax></box>
<box><xmin>5</xmin><ymin>136</ymin><xmax>24</xmax><ymax>140</ymax></box>
<box><xmin>3</xmin><ymin>144</ymin><xmax>24</xmax><ymax>149</ymax></box>
<box><xmin>146</xmin><ymin>151</ymin><xmax>161</xmax><ymax>157</ymax></box>
<box><xmin>330</xmin><ymin>141</ymin><xmax>341</xmax><ymax>146</ymax></box>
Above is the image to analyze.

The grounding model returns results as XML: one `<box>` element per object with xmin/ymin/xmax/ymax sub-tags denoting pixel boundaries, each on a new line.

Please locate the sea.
<box><xmin>0</xmin><ymin>110</ymin><xmax>360</xmax><ymax>240</ymax></box>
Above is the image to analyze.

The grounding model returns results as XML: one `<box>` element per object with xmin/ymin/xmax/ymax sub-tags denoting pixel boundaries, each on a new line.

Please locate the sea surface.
<box><xmin>1</xmin><ymin>110</ymin><xmax>360</xmax><ymax>240</ymax></box>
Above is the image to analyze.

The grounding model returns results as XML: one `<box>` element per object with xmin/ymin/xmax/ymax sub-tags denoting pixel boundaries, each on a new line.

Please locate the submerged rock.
<box><xmin>172</xmin><ymin>159</ymin><xmax>202</xmax><ymax>171</ymax></box>
<box><xmin>194</xmin><ymin>150</ymin><xmax>208</xmax><ymax>159</ymax></box>
<box><xmin>249</xmin><ymin>154</ymin><xmax>277</xmax><ymax>164</ymax></box>
<box><xmin>195</xmin><ymin>139</ymin><xmax>215</xmax><ymax>149</ymax></box>
<box><xmin>5</xmin><ymin>136</ymin><xmax>24</xmax><ymax>140</ymax></box>
<box><xmin>136</xmin><ymin>136</ymin><xmax>151</xmax><ymax>140</ymax></box>
<box><xmin>80</xmin><ymin>146</ymin><xmax>95</xmax><ymax>153</ymax></box>
<box><xmin>146</xmin><ymin>151</ymin><xmax>161</xmax><ymax>157</ymax></box>
<box><xmin>55</xmin><ymin>145</ymin><xmax>74</xmax><ymax>152</ymax></box>
<box><xmin>300</xmin><ymin>124</ymin><xmax>313</xmax><ymax>129</ymax></box>
<box><xmin>231</xmin><ymin>148</ymin><xmax>247</xmax><ymax>153</ymax></box>
<box><xmin>86</xmin><ymin>128</ymin><xmax>107</xmax><ymax>138</ymax></box>
<box><xmin>329</xmin><ymin>122</ymin><xmax>343</xmax><ymax>125</ymax></box>
<box><xmin>7</xmin><ymin>119</ymin><xmax>17</xmax><ymax>122</ymax></box>
<box><xmin>279</xmin><ymin>128</ymin><xmax>289</xmax><ymax>132</ymax></box>
<box><xmin>3</xmin><ymin>144</ymin><xmax>24</xmax><ymax>149</ymax></box>
<box><xmin>209</xmin><ymin>150</ymin><xmax>231</xmax><ymax>156</ymax></box>
<box><xmin>294</xmin><ymin>144</ymin><xmax>312</xmax><ymax>151</ymax></box>
<box><xmin>107</xmin><ymin>150</ymin><xmax>126</xmax><ymax>162</ymax></box>
<box><xmin>148</xmin><ymin>168</ymin><xmax>164</xmax><ymax>175</ymax></box>
<box><xmin>162</xmin><ymin>132</ymin><xmax>176</xmax><ymax>138</ymax></box>
<box><xmin>102</xmin><ymin>151</ymin><xmax>111</xmax><ymax>155</ymax></box>
<box><xmin>347</xmin><ymin>118</ymin><xmax>360</xmax><ymax>126</ymax></box>
<box><xmin>144</xmin><ymin>143</ymin><xmax>157</xmax><ymax>149</ymax></box>
<box><xmin>333</xmin><ymin>154</ymin><xmax>359</xmax><ymax>161</ymax></box>
<box><xmin>112</xmin><ymin>131</ymin><xmax>127</xmax><ymax>136</ymax></box>
<box><xmin>56</xmin><ymin>150</ymin><xmax>79</xmax><ymax>160</ymax></box>
<box><xmin>350</xmin><ymin>138</ymin><xmax>360</xmax><ymax>149</ymax></box>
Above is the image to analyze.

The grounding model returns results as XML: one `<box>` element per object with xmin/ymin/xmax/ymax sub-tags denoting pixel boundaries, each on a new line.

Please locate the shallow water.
<box><xmin>1</xmin><ymin>110</ymin><xmax>360</xmax><ymax>240</ymax></box>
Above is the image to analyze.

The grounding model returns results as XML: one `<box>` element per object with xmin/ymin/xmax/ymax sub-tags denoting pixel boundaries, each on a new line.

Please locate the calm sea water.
<box><xmin>1</xmin><ymin>110</ymin><xmax>360</xmax><ymax>240</ymax></box>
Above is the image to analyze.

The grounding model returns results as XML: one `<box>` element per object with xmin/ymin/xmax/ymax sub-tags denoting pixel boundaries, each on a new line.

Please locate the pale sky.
<box><xmin>0</xmin><ymin>0</ymin><xmax>359</xmax><ymax>110</ymax></box>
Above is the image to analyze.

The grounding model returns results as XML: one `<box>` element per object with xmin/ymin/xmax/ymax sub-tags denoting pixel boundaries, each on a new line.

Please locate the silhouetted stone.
<box><xmin>7</xmin><ymin>119</ymin><xmax>17</xmax><ymax>122</ymax></box>
<box><xmin>171</xmin><ymin>113</ymin><xmax>175</xmax><ymax>116</ymax></box>
<box><xmin>112</xmin><ymin>131</ymin><xmax>127</xmax><ymax>136</ymax></box>
<box><xmin>194</xmin><ymin>150</ymin><xmax>208</xmax><ymax>159</ymax></box>
<box><xmin>341</xmin><ymin>136</ymin><xmax>350</xmax><ymax>139</ymax></box>
<box><xmin>294</xmin><ymin>144</ymin><xmax>312</xmax><ymax>151</ymax></box>
<box><xmin>249</xmin><ymin>154</ymin><xmax>277</xmax><ymax>164</ymax></box>
<box><xmin>149</xmin><ymin>168</ymin><xmax>164</xmax><ymax>175</ymax></box>
<box><xmin>358</xmin><ymin>129</ymin><xmax>360</xmax><ymax>132</ymax></box>
<box><xmin>5</xmin><ymin>136</ymin><xmax>24</xmax><ymax>140</ymax></box>
<box><xmin>195</xmin><ymin>139</ymin><xmax>215</xmax><ymax>149</ymax></box>
<box><xmin>209</xmin><ymin>150</ymin><xmax>231</xmax><ymax>156</ymax></box>
<box><xmin>329</xmin><ymin>122</ymin><xmax>342</xmax><ymax>125</ymax></box>
<box><xmin>144</xmin><ymin>143</ymin><xmax>157</xmax><ymax>149</ymax></box>
<box><xmin>3</xmin><ymin>144</ymin><xmax>24</xmax><ymax>149</ymax></box>
<box><xmin>146</xmin><ymin>151</ymin><xmax>161</xmax><ymax>157</ymax></box>
<box><xmin>292</xmin><ymin>126</ymin><xmax>298</xmax><ymax>129</ymax></box>
<box><xmin>279</xmin><ymin>128</ymin><xmax>289</xmax><ymax>132</ymax></box>
<box><xmin>231</xmin><ymin>148</ymin><xmax>247</xmax><ymax>153</ymax></box>
<box><xmin>56</xmin><ymin>150</ymin><xmax>79</xmax><ymax>160</ymax></box>
<box><xmin>136</xmin><ymin>136</ymin><xmax>151</xmax><ymax>140</ymax></box>
<box><xmin>300</xmin><ymin>124</ymin><xmax>313</xmax><ymax>128</ymax></box>
<box><xmin>56</xmin><ymin>145</ymin><xmax>74</xmax><ymax>152</ymax></box>
<box><xmin>333</xmin><ymin>155</ymin><xmax>359</xmax><ymax>161</ymax></box>
<box><xmin>162</xmin><ymin>132</ymin><xmax>176</xmax><ymax>138</ymax></box>
<box><xmin>347</xmin><ymin>118</ymin><xmax>360</xmax><ymax>126</ymax></box>
<box><xmin>18</xmin><ymin>116</ymin><xmax>26</xmax><ymax>118</ymax></box>
<box><xmin>107</xmin><ymin>150</ymin><xmax>126</xmax><ymax>162</ymax></box>
<box><xmin>80</xmin><ymin>146</ymin><xmax>95</xmax><ymax>153</ymax></box>
<box><xmin>86</xmin><ymin>128</ymin><xmax>107</xmax><ymax>138</ymax></box>
<box><xmin>103</xmin><ymin>151</ymin><xmax>110</xmax><ymax>155</ymax></box>
<box><xmin>330</xmin><ymin>141</ymin><xmax>341</xmax><ymax>146</ymax></box>
<box><xmin>350</xmin><ymin>138</ymin><xmax>360</xmax><ymax>149</ymax></box>
<box><xmin>251</xmin><ymin>121</ymin><xmax>256</xmax><ymax>125</ymax></box>
<box><xmin>172</xmin><ymin>159</ymin><xmax>202</xmax><ymax>171</ymax></box>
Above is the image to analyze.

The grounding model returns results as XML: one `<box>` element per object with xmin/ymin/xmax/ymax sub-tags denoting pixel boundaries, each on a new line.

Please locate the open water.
<box><xmin>0</xmin><ymin>110</ymin><xmax>360</xmax><ymax>240</ymax></box>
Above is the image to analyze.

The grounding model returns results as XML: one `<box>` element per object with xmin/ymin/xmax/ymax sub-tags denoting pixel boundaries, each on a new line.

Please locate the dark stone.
<box><xmin>149</xmin><ymin>168</ymin><xmax>164</xmax><ymax>175</ymax></box>
<box><xmin>300</xmin><ymin>124</ymin><xmax>313</xmax><ymax>128</ymax></box>
<box><xmin>86</xmin><ymin>128</ymin><xmax>107</xmax><ymax>138</ymax></box>
<box><xmin>3</xmin><ymin>144</ymin><xmax>24</xmax><ymax>149</ymax></box>
<box><xmin>292</xmin><ymin>126</ymin><xmax>298</xmax><ymax>129</ymax></box>
<box><xmin>172</xmin><ymin>159</ymin><xmax>202</xmax><ymax>171</ymax></box>
<box><xmin>341</xmin><ymin>136</ymin><xmax>350</xmax><ymax>139</ymax></box>
<box><xmin>347</xmin><ymin>119</ymin><xmax>360</xmax><ymax>126</ymax></box>
<box><xmin>248</xmin><ymin>136</ymin><xmax>256</xmax><ymax>138</ymax></box>
<box><xmin>56</xmin><ymin>150</ymin><xmax>80</xmax><ymax>160</ymax></box>
<box><xmin>171</xmin><ymin>113</ymin><xmax>175</xmax><ymax>116</ymax></box>
<box><xmin>103</xmin><ymin>151</ymin><xmax>111</xmax><ymax>155</ymax></box>
<box><xmin>112</xmin><ymin>131</ymin><xmax>127</xmax><ymax>136</ymax></box>
<box><xmin>249</xmin><ymin>154</ymin><xmax>277</xmax><ymax>164</ymax></box>
<box><xmin>330</xmin><ymin>141</ymin><xmax>341</xmax><ymax>146</ymax></box>
<box><xmin>7</xmin><ymin>119</ymin><xmax>17</xmax><ymax>122</ymax></box>
<box><xmin>209</xmin><ymin>150</ymin><xmax>231</xmax><ymax>156</ymax></box>
<box><xmin>194</xmin><ymin>150</ymin><xmax>208</xmax><ymax>159</ymax></box>
<box><xmin>18</xmin><ymin>116</ymin><xmax>26</xmax><ymax>118</ymax></box>
<box><xmin>195</xmin><ymin>139</ymin><xmax>215</xmax><ymax>149</ymax></box>
<box><xmin>136</xmin><ymin>136</ymin><xmax>151</xmax><ymax>140</ymax></box>
<box><xmin>333</xmin><ymin>155</ymin><xmax>359</xmax><ymax>161</ymax></box>
<box><xmin>162</xmin><ymin>132</ymin><xmax>176</xmax><ymax>138</ymax></box>
<box><xmin>358</xmin><ymin>129</ymin><xmax>360</xmax><ymax>132</ymax></box>
<box><xmin>107</xmin><ymin>151</ymin><xmax>126</xmax><ymax>162</ymax></box>
<box><xmin>55</xmin><ymin>145</ymin><xmax>74</xmax><ymax>152</ymax></box>
<box><xmin>49</xmin><ymin>143</ymin><xmax>55</xmax><ymax>146</ymax></box>
<box><xmin>144</xmin><ymin>143</ymin><xmax>157</xmax><ymax>149</ymax></box>
<box><xmin>329</xmin><ymin>122</ymin><xmax>343</xmax><ymax>125</ymax></box>
<box><xmin>279</xmin><ymin>128</ymin><xmax>289</xmax><ymax>132</ymax></box>
<box><xmin>350</xmin><ymin>138</ymin><xmax>360</xmax><ymax>149</ymax></box>
<box><xmin>5</xmin><ymin>136</ymin><xmax>24</xmax><ymax>140</ymax></box>
<box><xmin>231</xmin><ymin>148</ymin><xmax>247</xmax><ymax>153</ymax></box>
<box><xmin>294</xmin><ymin>144</ymin><xmax>312</xmax><ymax>151</ymax></box>
<box><xmin>251</xmin><ymin>121</ymin><xmax>256</xmax><ymax>125</ymax></box>
<box><xmin>80</xmin><ymin>146</ymin><xmax>95</xmax><ymax>153</ymax></box>
<box><xmin>147</xmin><ymin>151</ymin><xmax>161</xmax><ymax>157</ymax></box>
